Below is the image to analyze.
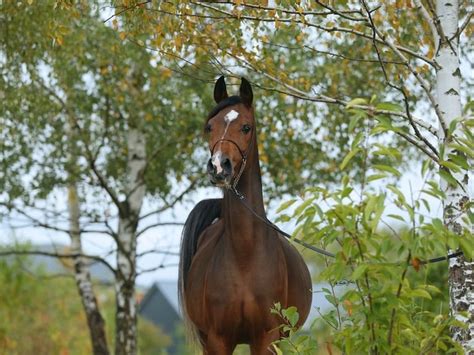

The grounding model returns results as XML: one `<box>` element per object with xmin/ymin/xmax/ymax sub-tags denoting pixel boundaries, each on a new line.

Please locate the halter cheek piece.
<box><xmin>210</xmin><ymin>131</ymin><xmax>254</xmax><ymax>199</ymax></box>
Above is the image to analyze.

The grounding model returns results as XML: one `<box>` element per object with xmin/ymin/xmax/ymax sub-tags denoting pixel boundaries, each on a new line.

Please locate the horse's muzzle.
<box><xmin>207</xmin><ymin>156</ymin><xmax>232</xmax><ymax>186</ymax></box>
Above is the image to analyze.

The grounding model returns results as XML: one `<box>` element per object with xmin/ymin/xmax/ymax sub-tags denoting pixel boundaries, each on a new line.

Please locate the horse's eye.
<box><xmin>241</xmin><ymin>124</ymin><xmax>251</xmax><ymax>134</ymax></box>
<box><xmin>205</xmin><ymin>124</ymin><xmax>212</xmax><ymax>133</ymax></box>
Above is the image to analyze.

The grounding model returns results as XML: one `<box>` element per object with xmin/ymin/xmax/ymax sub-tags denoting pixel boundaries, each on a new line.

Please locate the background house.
<box><xmin>138</xmin><ymin>281</ymin><xmax>183</xmax><ymax>354</ymax></box>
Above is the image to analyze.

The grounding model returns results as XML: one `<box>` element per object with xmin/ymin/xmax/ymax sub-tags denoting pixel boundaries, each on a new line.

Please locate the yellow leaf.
<box><xmin>119</xmin><ymin>32</ymin><xmax>126</xmax><ymax>40</ymax></box>
<box><xmin>161</xmin><ymin>67</ymin><xmax>172</xmax><ymax>79</ymax></box>
<box><xmin>427</xmin><ymin>46</ymin><xmax>434</xmax><ymax>58</ymax></box>
<box><xmin>175</xmin><ymin>36</ymin><xmax>183</xmax><ymax>50</ymax></box>
<box><xmin>343</xmin><ymin>299</ymin><xmax>353</xmax><ymax>316</ymax></box>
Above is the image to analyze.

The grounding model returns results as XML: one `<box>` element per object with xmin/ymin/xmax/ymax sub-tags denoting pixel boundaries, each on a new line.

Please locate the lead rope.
<box><xmin>231</xmin><ymin>189</ymin><xmax>336</xmax><ymax>257</ymax></box>
<box><xmin>230</xmin><ymin>158</ymin><xmax>247</xmax><ymax>200</ymax></box>
<box><xmin>229</xmin><ymin>188</ymin><xmax>464</xmax><ymax>266</ymax></box>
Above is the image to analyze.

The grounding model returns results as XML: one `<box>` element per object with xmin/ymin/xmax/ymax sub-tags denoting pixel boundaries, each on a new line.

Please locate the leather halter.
<box><xmin>210</xmin><ymin>128</ymin><xmax>255</xmax><ymax>198</ymax></box>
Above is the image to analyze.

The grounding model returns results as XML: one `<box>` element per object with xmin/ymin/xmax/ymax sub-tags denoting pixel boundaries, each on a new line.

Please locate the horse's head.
<box><xmin>205</xmin><ymin>76</ymin><xmax>255</xmax><ymax>188</ymax></box>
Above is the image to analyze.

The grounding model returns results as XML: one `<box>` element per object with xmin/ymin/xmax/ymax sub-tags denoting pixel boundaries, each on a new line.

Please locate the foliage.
<box><xmin>107</xmin><ymin>1</ymin><xmax>436</xmax><ymax>197</ymax></box>
<box><xmin>272</xmin><ymin>106</ymin><xmax>473</xmax><ymax>353</ymax></box>
<box><xmin>0</xmin><ymin>251</ymin><xmax>172</xmax><ymax>354</ymax></box>
<box><xmin>2</xmin><ymin>1</ymin><xmax>472</xmax><ymax>353</ymax></box>
<box><xmin>0</xmin><ymin>256</ymin><xmax>91</xmax><ymax>354</ymax></box>
<box><xmin>1</xmin><ymin>1</ymin><xmax>211</xmax><ymax>207</ymax></box>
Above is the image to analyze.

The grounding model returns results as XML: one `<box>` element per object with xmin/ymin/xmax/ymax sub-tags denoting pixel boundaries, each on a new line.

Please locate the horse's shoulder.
<box><xmin>276</xmin><ymin>233</ymin><xmax>306</xmax><ymax>262</ymax></box>
<box><xmin>196</xmin><ymin>218</ymin><xmax>224</xmax><ymax>250</ymax></box>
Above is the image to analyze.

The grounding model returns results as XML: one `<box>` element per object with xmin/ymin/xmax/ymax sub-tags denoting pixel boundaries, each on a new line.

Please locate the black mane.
<box><xmin>207</xmin><ymin>95</ymin><xmax>242</xmax><ymax>120</ymax></box>
<box><xmin>178</xmin><ymin>198</ymin><xmax>222</xmax><ymax>309</ymax></box>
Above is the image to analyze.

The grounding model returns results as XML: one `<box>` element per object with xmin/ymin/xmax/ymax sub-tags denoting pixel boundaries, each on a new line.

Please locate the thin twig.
<box><xmin>103</xmin><ymin>0</ymin><xmax>151</xmax><ymax>23</ymax></box>
<box><xmin>0</xmin><ymin>250</ymin><xmax>116</xmax><ymax>276</ymax></box>
<box><xmin>191</xmin><ymin>1</ymin><xmax>438</xmax><ymax>66</ymax></box>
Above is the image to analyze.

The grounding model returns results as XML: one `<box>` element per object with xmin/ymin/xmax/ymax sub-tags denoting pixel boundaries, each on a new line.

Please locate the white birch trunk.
<box><xmin>115</xmin><ymin>128</ymin><xmax>147</xmax><ymax>355</ymax></box>
<box><xmin>66</xmin><ymin>115</ymin><xmax>109</xmax><ymax>355</ymax></box>
<box><xmin>68</xmin><ymin>184</ymin><xmax>109</xmax><ymax>355</ymax></box>
<box><xmin>436</xmin><ymin>0</ymin><xmax>473</xmax><ymax>351</ymax></box>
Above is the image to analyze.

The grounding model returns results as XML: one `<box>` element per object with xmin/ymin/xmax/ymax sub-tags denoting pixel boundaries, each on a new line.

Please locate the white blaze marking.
<box><xmin>221</xmin><ymin>110</ymin><xmax>239</xmax><ymax>139</ymax></box>
<box><xmin>212</xmin><ymin>150</ymin><xmax>223</xmax><ymax>174</ymax></box>
<box><xmin>211</xmin><ymin>110</ymin><xmax>239</xmax><ymax>174</ymax></box>
<box><xmin>224</xmin><ymin>109</ymin><xmax>239</xmax><ymax>124</ymax></box>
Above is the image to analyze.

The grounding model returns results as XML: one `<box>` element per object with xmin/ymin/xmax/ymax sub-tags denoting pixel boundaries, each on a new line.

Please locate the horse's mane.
<box><xmin>178</xmin><ymin>198</ymin><xmax>222</xmax><ymax>342</ymax></box>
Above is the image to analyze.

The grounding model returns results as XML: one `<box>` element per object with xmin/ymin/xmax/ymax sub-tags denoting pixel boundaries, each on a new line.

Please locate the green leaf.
<box><xmin>282</xmin><ymin>306</ymin><xmax>299</xmax><ymax>327</ymax></box>
<box><xmin>373</xmin><ymin>164</ymin><xmax>401</xmax><ymax>177</ymax></box>
<box><xmin>340</xmin><ymin>148</ymin><xmax>360</xmax><ymax>170</ymax></box>
<box><xmin>351</xmin><ymin>131</ymin><xmax>364</xmax><ymax>149</ymax></box>
<box><xmin>367</xmin><ymin>173</ymin><xmax>387</xmax><ymax>182</ymax></box>
<box><xmin>439</xmin><ymin>168</ymin><xmax>458</xmax><ymax>187</ymax></box>
<box><xmin>448</xmin><ymin>117</ymin><xmax>461</xmax><ymax>135</ymax></box>
<box><xmin>348</xmin><ymin>115</ymin><xmax>361</xmax><ymax>132</ymax></box>
<box><xmin>387</xmin><ymin>214</ymin><xmax>405</xmax><ymax>222</ymax></box>
<box><xmin>432</xmin><ymin>218</ymin><xmax>444</xmax><ymax>230</ymax></box>
<box><xmin>346</xmin><ymin>98</ymin><xmax>367</xmax><ymax>108</ymax></box>
<box><xmin>387</xmin><ymin>184</ymin><xmax>406</xmax><ymax>205</ymax></box>
<box><xmin>439</xmin><ymin>160</ymin><xmax>461</xmax><ymax>172</ymax></box>
<box><xmin>352</xmin><ymin>264</ymin><xmax>368</xmax><ymax>280</ymax></box>
<box><xmin>294</xmin><ymin>198</ymin><xmax>315</xmax><ymax>216</ymax></box>
<box><xmin>449</xmin><ymin>143</ymin><xmax>474</xmax><ymax>158</ymax></box>
<box><xmin>448</xmin><ymin>153</ymin><xmax>470</xmax><ymax>170</ymax></box>
<box><xmin>272</xmin><ymin>345</ymin><xmax>284</xmax><ymax>355</ymax></box>
<box><xmin>459</xmin><ymin>237</ymin><xmax>474</xmax><ymax>259</ymax></box>
<box><xmin>276</xmin><ymin>199</ymin><xmax>297</xmax><ymax>213</ymax></box>
<box><xmin>409</xmin><ymin>288</ymin><xmax>432</xmax><ymax>299</ymax></box>
<box><xmin>376</xmin><ymin>102</ymin><xmax>403</xmax><ymax>112</ymax></box>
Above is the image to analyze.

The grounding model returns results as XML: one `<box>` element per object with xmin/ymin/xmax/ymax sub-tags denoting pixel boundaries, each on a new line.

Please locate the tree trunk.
<box><xmin>68</xmin><ymin>184</ymin><xmax>110</xmax><ymax>355</ymax></box>
<box><xmin>115</xmin><ymin>128</ymin><xmax>147</xmax><ymax>355</ymax></box>
<box><xmin>436</xmin><ymin>0</ymin><xmax>474</xmax><ymax>351</ymax></box>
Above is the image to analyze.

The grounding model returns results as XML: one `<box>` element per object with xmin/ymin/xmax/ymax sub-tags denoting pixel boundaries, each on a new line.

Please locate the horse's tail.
<box><xmin>178</xmin><ymin>198</ymin><xmax>222</xmax><ymax>343</ymax></box>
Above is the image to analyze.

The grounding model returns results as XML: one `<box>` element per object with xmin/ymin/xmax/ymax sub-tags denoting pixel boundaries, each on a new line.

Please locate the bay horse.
<box><xmin>178</xmin><ymin>77</ymin><xmax>312</xmax><ymax>354</ymax></box>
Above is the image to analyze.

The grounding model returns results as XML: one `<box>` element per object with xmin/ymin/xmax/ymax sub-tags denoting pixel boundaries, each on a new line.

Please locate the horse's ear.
<box><xmin>214</xmin><ymin>76</ymin><xmax>228</xmax><ymax>104</ymax></box>
<box><xmin>239</xmin><ymin>77</ymin><xmax>253</xmax><ymax>107</ymax></box>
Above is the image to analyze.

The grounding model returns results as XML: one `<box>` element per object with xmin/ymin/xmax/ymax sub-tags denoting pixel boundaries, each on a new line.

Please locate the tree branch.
<box><xmin>103</xmin><ymin>0</ymin><xmax>151</xmax><ymax>23</ymax></box>
<box><xmin>191</xmin><ymin>1</ymin><xmax>438</xmax><ymax>66</ymax></box>
<box><xmin>136</xmin><ymin>222</ymin><xmax>185</xmax><ymax>237</ymax></box>
<box><xmin>413</xmin><ymin>0</ymin><xmax>440</xmax><ymax>53</ymax></box>
<box><xmin>0</xmin><ymin>250</ymin><xmax>116</xmax><ymax>276</ymax></box>
<box><xmin>358</xmin><ymin>2</ymin><xmax>447</xmax><ymax>134</ymax></box>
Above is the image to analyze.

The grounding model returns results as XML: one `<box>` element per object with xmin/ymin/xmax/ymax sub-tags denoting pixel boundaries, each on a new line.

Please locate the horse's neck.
<box><xmin>222</xmin><ymin>151</ymin><xmax>268</xmax><ymax>250</ymax></box>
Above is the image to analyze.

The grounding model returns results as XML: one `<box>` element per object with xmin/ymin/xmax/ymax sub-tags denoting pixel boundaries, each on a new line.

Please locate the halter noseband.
<box><xmin>210</xmin><ymin>131</ymin><xmax>254</xmax><ymax>199</ymax></box>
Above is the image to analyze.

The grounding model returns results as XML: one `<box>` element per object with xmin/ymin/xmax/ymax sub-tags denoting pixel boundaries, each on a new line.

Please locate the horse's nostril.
<box><xmin>222</xmin><ymin>158</ymin><xmax>231</xmax><ymax>171</ymax></box>
<box><xmin>207</xmin><ymin>159</ymin><xmax>216</xmax><ymax>174</ymax></box>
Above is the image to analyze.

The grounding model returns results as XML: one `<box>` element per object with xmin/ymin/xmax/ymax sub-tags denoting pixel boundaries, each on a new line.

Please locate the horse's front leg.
<box><xmin>249</xmin><ymin>329</ymin><xmax>281</xmax><ymax>355</ymax></box>
<box><xmin>201</xmin><ymin>331</ymin><xmax>236</xmax><ymax>355</ymax></box>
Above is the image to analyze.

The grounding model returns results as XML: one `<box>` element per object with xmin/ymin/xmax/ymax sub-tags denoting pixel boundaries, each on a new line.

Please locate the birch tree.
<box><xmin>1</xmin><ymin>2</ymin><xmax>208</xmax><ymax>353</ymax></box>
<box><xmin>435</xmin><ymin>0</ymin><xmax>473</xmax><ymax>348</ymax></box>
<box><xmin>114</xmin><ymin>71</ymin><xmax>147</xmax><ymax>354</ymax></box>
<box><xmin>67</xmin><ymin>121</ymin><xmax>109</xmax><ymax>354</ymax></box>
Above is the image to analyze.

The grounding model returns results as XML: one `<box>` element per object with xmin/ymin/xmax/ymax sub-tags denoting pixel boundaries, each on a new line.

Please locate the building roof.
<box><xmin>138</xmin><ymin>281</ymin><xmax>181</xmax><ymax>335</ymax></box>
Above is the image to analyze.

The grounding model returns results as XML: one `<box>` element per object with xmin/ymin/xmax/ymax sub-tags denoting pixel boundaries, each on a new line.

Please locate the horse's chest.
<box><xmin>192</xmin><ymin>243</ymin><xmax>286</xmax><ymax>328</ymax></box>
